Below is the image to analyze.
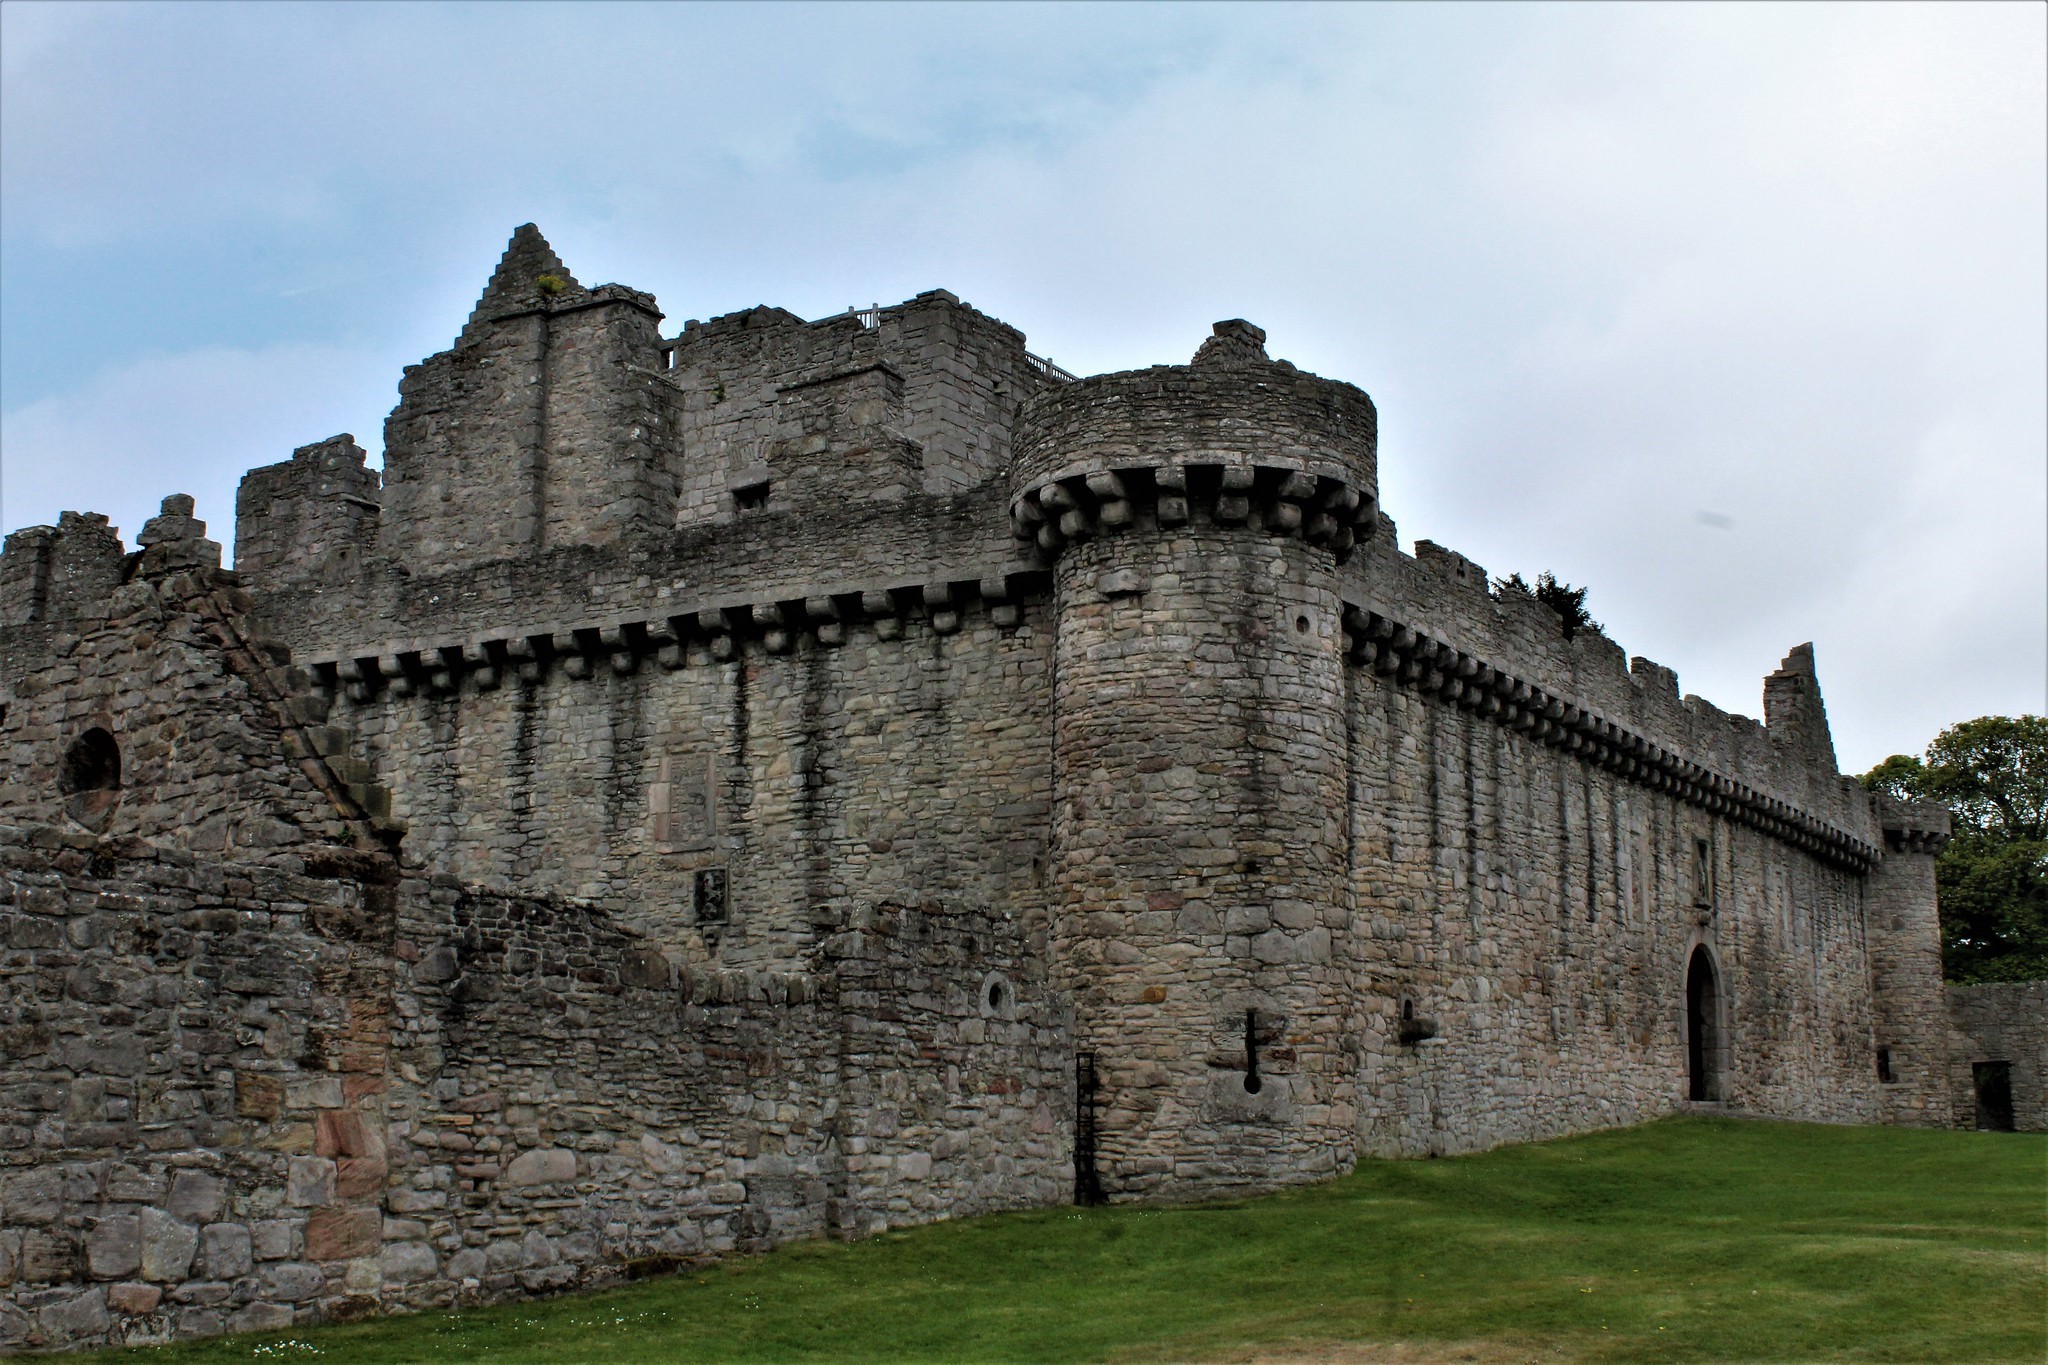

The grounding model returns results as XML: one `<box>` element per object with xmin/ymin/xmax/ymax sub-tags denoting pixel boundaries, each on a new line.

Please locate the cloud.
<box><xmin>1</xmin><ymin>1</ymin><xmax>2040</xmax><ymax>770</ymax></box>
<box><xmin>1</xmin><ymin>343</ymin><xmax>396</xmax><ymax>563</ymax></box>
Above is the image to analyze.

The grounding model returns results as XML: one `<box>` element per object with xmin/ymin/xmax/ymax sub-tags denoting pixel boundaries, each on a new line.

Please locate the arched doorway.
<box><xmin>1685</xmin><ymin>946</ymin><xmax>1721</xmax><ymax>1102</ymax></box>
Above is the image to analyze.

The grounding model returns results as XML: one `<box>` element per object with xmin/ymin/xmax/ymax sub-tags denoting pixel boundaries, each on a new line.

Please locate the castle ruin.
<box><xmin>1</xmin><ymin>225</ymin><xmax>2035</xmax><ymax>1351</ymax></box>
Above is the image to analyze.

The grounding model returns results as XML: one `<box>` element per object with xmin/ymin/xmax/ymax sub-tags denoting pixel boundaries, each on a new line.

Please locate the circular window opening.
<box><xmin>1242</xmin><ymin>1071</ymin><xmax>1263</xmax><ymax>1095</ymax></box>
<box><xmin>1294</xmin><ymin>614</ymin><xmax>1311</xmax><ymax>634</ymax></box>
<box><xmin>59</xmin><ymin>727</ymin><xmax>122</xmax><ymax>830</ymax></box>
<box><xmin>987</xmin><ymin>981</ymin><xmax>1005</xmax><ymax>1011</ymax></box>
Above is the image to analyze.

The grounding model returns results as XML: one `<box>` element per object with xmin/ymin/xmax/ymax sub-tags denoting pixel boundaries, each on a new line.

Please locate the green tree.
<box><xmin>1862</xmin><ymin>715</ymin><xmax>2048</xmax><ymax>983</ymax></box>
<box><xmin>1494</xmin><ymin>571</ymin><xmax>1603</xmax><ymax>641</ymax></box>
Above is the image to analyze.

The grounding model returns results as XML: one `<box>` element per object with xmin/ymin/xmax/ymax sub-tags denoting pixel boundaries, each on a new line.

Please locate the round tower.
<box><xmin>1013</xmin><ymin>321</ymin><xmax>1380</xmax><ymax>1199</ymax></box>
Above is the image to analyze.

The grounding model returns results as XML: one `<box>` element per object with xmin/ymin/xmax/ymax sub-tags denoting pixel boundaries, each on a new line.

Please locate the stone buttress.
<box><xmin>1015</xmin><ymin>321</ymin><xmax>1381</xmax><ymax>1197</ymax></box>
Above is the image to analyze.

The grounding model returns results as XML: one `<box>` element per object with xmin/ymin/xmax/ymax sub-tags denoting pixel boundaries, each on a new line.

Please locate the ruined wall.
<box><xmin>376</xmin><ymin>227</ymin><xmax>672</xmax><ymax>573</ymax></box>
<box><xmin>234</xmin><ymin>436</ymin><xmax>381</xmax><ymax>591</ymax></box>
<box><xmin>370</xmin><ymin>886</ymin><xmax>1069</xmax><ymax>1313</ymax></box>
<box><xmin>666</xmin><ymin>289</ymin><xmax>1054</xmax><ymax>525</ymax></box>
<box><xmin>1948</xmin><ymin>981</ymin><xmax>2048</xmax><ymax>1132</ymax></box>
<box><xmin>0</xmin><ymin>827</ymin><xmax>398</xmax><ymax>1354</ymax></box>
<box><xmin>0</xmin><ymin>514</ymin><xmax>126</xmax><ymax>630</ymax></box>
<box><xmin>0</xmin><ymin>522</ymin><xmax>363</xmax><ymax>860</ymax></box>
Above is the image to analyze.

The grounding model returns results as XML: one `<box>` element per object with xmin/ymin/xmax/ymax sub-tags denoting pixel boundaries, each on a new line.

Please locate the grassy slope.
<box><xmin>99</xmin><ymin>1117</ymin><xmax>2046</xmax><ymax>1363</ymax></box>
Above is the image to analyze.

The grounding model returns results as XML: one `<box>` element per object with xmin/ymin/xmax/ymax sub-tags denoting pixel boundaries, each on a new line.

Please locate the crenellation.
<box><xmin>3</xmin><ymin>223</ymin><xmax>2026</xmax><ymax>1353</ymax></box>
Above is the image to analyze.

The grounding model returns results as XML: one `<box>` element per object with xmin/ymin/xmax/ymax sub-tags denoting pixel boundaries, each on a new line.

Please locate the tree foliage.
<box><xmin>1495</xmin><ymin>571</ymin><xmax>1603</xmax><ymax>641</ymax></box>
<box><xmin>1862</xmin><ymin>715</ymin><xmax>2048</xmax><ymax>983</ymax></box>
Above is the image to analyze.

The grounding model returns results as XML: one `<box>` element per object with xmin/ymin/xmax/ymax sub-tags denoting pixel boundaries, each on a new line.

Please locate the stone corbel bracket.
<box><xmin>305</xmin><ymin>567</ymin><xmax>1050</xmax><ymax>702</ymax></box>
<box><xmin>1011</xmin><ymin>461</ymin><xmax>1377</xmax><ymax>563</ymax></box>
<box><xmin>1340</xmin><ymin>604</ymin><xmax>1883</xmax><ymax>874</ymax></box>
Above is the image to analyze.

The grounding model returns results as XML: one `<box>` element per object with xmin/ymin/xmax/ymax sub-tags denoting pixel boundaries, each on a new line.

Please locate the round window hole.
<box><xmin>1243</xmin><ymin>1073</ymin><xmax>1263</xmax><ymax>1095</ymax></box>
<box><xmin>1295</xmin><ymin>615</ymin><xmax>1311</xmax><ymax>634</ymax></box>
<box><xmin>987</xmin><ymin>981</ymin><xmax>1004</xmax><ymax>1010</ymax></box>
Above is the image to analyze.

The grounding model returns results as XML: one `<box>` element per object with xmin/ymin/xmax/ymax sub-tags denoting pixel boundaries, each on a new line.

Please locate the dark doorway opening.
<box><xmin>1685</xmin><ymin>947</ymin><xmax>1720</xmax><ymax>1102</ymax></box>
<box><xmin>1973</xmin><ymin>1061</ymin><xmax>2015</xmax><ymax>1132</ymax></box>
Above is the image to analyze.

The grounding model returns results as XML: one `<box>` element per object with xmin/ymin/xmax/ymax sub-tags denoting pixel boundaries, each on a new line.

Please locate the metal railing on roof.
<box><xmin>1027</xmin><ymin>352</ymin><xmax>1078</xmax><ymax>383</ymax></box>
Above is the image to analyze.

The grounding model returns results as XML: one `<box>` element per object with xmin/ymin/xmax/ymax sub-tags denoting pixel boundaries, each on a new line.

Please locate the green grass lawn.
<box><xmin>99</xmin><ymin>1117</ymin><xmax>2045</xmax><ymax>1363</ymax></box>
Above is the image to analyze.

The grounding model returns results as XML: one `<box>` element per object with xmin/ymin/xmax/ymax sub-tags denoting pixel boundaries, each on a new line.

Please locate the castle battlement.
<box><xmin>0</xmin><ymin>224</ymin><xmax>1996</xmax><ymax>1354</ymax></box>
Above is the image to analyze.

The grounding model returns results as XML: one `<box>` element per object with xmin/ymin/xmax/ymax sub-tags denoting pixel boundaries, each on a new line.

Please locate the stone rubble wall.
<box><xmin>0</xmin><ymin>826</ymin><xmax>399</xmax><ymax>1353</ymax></box>
<box><xmin>1947</xmin><ymin>980</ymin><xmax>2048</xmax><ymax>1131</ymax></box>
<box><xmin>375</xmin><ymin>884</ymin><xmax>1069</xmax><ymax>1315</ymax></box>
<box><xmin>233</xmin><ymin>437</ymin><xmax>381</xmax><ymax>592</ymax></box>
<box><xmin>0</xmin><ymin>565</ymin><xmax>364</xmax><ymax>859</ymax></box>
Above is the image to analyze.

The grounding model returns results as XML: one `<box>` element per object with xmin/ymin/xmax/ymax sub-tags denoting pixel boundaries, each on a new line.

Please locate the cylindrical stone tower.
<box><xmin>1013</xmin><ymin>321</ymin><xmax>1381</xmax><ymax>1199</ymax></box>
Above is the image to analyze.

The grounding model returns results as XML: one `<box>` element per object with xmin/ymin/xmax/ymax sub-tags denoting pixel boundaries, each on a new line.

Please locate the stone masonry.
<box><xmin>3</xmin><ymin>225</ymin><xmax>2033</xmax><ymax>1350</ymax></box>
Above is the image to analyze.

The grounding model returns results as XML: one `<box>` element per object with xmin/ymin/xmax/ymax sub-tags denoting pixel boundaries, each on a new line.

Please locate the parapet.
<box><xmin>0</xmin><ymin>510</ymin><xmax>126</xmax><ymax>626</ymax></box>
<box><xmin>1010</xmin><ymin>321</ymin><xmax>1380</xmax><ymax>561</ymax></box>
<box><xmin>1874</xmin><ymin>793</ymin><xmax>1951</xmax><ymax>855</ymax></box>
<box><xmin>236</xmin><ymin>434</ymin><xmax>380</xmax><ymax>590</ymax></box>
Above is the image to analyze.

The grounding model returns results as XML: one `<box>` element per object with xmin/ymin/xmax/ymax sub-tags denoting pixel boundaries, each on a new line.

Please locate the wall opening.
<box><xmin>1242</xmin><ymin>1008</ymin><xmax>1263</xmax><ymax>1094</ymax></box>
<box><xmin>1074</xmin><ymin>1051</ymin><xmax>1105</xmax><ymax>1205</ymax></box>
<box><xmin>59</xmin><ymin>726</ymin><xmax>122</xmax><ymax>830</ymax></box>
<box><xmin>693</xmin><ymin>868</ymin><xmax>728</xmax><ymax>924</ymax></box>
<box><xmin>1973</xmin><ymin>1061</ymin><xmax>2015</xmax><ymax>1132</ymax></box>
<box><xmin>1692</xmin><ymin>837</ymin><xmax>1713</xmax><ymax>907</ymax></box>
<box><xmin>1685</xmin><ymin>946</ymin><xmax>1722</xmax><ymax>1102</ymax></box>
<box><xmin>1875</xmin><ymin>1046</ymin><xmax>1896</xmax><ymax>1084</ymax></box>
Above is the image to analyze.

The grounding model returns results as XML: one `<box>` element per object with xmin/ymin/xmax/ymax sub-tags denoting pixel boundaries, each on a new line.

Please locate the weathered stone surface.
<box><xmin>0</xmin><ymin>224</ymin><xmax>2022</xmax><ymax>1356</ymax></box>
<box><xmin>304</xmin><ymin>1207</ymin><xmax>381</xmax><ymax>1262</ymax></box>
<box><xmin>168</xmin><ymin>1170</ymin><xmax>228</xmax><ymax>1224</ymax></box>
<box><xmin>106</xmin><ymin>1281</ymin><xmax>162</xmax><ymax>1315</ymax></box>
<box><xmin>503</xmin><ymin>1149</ymin><xmax>577</xmax><ymax>1187</ymax></box>
<box><xmin>86</xmin><ymin>1217</ymin><xmax>141</xmax><ymax>1281</ymax></box>
<box><xmin>285</xmin><ymin>1156</ymin><xmax>336</xmax><ymax>1208</ymax></box>
<box><xmin>139</xmin><ymin>1209</ymin><xmax>198</xmax><ymax>1283</ymax></box>
<box><xmin>200</xmin><ymin>1224</ymin><xmax>253</xmax><ymax>1280</ymax></box>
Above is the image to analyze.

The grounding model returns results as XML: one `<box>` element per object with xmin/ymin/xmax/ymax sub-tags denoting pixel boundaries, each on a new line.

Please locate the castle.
<box><xmin>2</xmin><ymin>226</ymin><xmax>2037</xmax><ymax>1351</ymax></box>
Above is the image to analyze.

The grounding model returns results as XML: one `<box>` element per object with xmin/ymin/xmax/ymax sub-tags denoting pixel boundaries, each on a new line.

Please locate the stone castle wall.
<box><xmin>1948</xmin><ymin>980</ymin><xmax>2048</xmax><ymax>1132</ymax></box>
<box><xmin>0</xmin><ymin>224</ymin><xmax>1985</xmax><ymax>1350</ymax></box>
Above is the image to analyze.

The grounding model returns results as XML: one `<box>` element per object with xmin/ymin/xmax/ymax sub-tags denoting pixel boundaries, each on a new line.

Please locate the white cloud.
<box><xmin>1</xmin><ymin>343</ymin><xmax>395</xmax><ymax>563</ymax></box>
<box><xmin>2</xmin><ymin>1</ymin><xmax>2040</xmax><ymax>769</ymax></box>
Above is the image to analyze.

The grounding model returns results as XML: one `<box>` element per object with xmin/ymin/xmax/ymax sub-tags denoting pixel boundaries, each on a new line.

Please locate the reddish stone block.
<box><xmin>303</xmin><ymin>1206</ymin><xmax>381</xmax><ymax>1262</ymax></box>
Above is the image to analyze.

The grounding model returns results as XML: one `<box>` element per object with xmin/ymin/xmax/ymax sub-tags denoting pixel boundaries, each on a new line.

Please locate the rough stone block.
<box><xmin>86</xmin><ymin>1216</ymin><xmax>141</xmax><ymax>1280</ymax></box>
<box><xmin>503</xmin><ymin>1148</ymin><xmax>577</xmax><ymax>1186</ymax></box>
<box><xmin>200</xmin><ymin>1224</ymin><xmax>252</xmax><ymax>1280</ymax></box>
<box><xmin>139</xmin><ymin>1209</ymin><xmax>198</xmax><ymax>1283</ymax></box>
<box><xmin>285</xmin><ymin>1156</ymin><xmax>335</xmax><ymax>1207</ymax></box>
<box><xmin>304</xmin><ymin>1207</ymin><xmax>381</xmax><ymax>1262</ymax></box>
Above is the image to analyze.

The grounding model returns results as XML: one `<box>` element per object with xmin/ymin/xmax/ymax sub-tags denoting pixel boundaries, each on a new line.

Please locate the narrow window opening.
<box><xmin>1876</xmin><ymin>1046</ymin><xmax>1895</xmax><ymax>1084</ymax></box>
<box><xmin>1074</xmin><ymin>1051</ymin><xmax>1105</xmax><ymax>1205</ymax></box>
<box><xmin>987</xmin><ymin>981</ymin><xmax>1004</xmax><ymax>1011</ymax></box>
<box><xmin>1242</xmin><ymin>1009</ymin><xmax>1263</xmax><ymax>1094</ymax></box>
<box><xmin>692</xmin><ymin>868</ymin><xmax>728</xmax><ymax>924</ymax></box>
<box><xmin>1693</xmin><ymin>837</ymin><xmax>1713</xmax><ymax>907</ymax></box>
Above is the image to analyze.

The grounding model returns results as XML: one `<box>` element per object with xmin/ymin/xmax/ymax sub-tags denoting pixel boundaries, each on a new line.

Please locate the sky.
<box><xmin>1</xmin><ymin>0</ymin><xmax>2042</xmax><ymax>772</ymax></box>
